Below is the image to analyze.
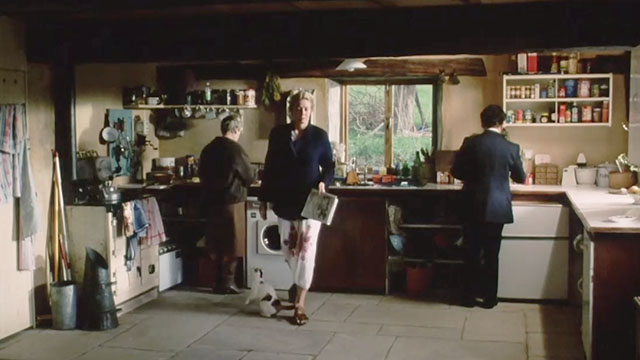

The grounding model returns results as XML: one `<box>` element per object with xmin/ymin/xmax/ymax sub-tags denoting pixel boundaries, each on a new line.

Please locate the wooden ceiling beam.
<box><xmin>157</xmin><ymin>57</ymin><xmax>486</xmax><ymax>80</ymax></box>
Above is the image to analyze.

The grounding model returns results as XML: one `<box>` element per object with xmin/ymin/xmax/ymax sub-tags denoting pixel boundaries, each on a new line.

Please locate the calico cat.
<box><xmin>245</xmin><ymin>268</ymin><xmax>294</xmax><ymax>317</ymax></box>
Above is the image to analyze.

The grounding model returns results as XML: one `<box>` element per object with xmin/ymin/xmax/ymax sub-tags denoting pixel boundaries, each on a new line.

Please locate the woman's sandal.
<box><xmin>293</xmin><ymin>307</ymin><xmax>309</xmax><ymax>326</ymax></box>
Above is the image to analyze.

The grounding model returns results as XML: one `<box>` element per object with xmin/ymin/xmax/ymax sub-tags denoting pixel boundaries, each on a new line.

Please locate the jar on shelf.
<box><xmin>591</xmin><ymin>84</ymin><xmax>600</xmax><ymax>97</ymax></box>
<box><xmin>235</xmin><ymin>90</ymin><xmax>245</xmax><ymax>105</ymax></box>
<box><xmin>244</xmin><ymin>88</ymin><xmax>256</xmax><ymax>106</ymax></box>
<box><xmin>524</xmin><ymin>109</ymin><xmax>534</xmax><ymax>123</ymax></box>
<box><xmin>568</xmin><ymin>53</ymin><xmax>578</xmax><ymax>74</ymax></box>
<box><xmin>539</xmin><ymin>113</ymin><xmax>550</xmax><ymax>123</ymax></box>
<box><xmin>593</xmin><ymin>107</ymin><xmax>602</xmax><ymax>122</ymax></box>
<box><xmin>600</xmin><ymin>84</ymin><xmax>609</xmax><ymax>97</ymax></box>
<box><xmin>560</xmin><ymin>60</ymin><xmax>569</xmax><ymax>74</ymax></box>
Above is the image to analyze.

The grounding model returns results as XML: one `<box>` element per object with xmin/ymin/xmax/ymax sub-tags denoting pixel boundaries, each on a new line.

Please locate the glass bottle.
<box><xmin>550</xmin><ymin>53</ymin><xmax>559</xmax><ymax>73</ymax></box>
<box><xmin>547</xmin><ymin>80</ymin><xmax>555</xmax><ymax>98</ymax></box>
<box><xmin>204</xmin><ymin>82</ymin><xmax>212</xmax><ymax>104</ymax></box>
<box><xmin>571</xmin><ymin>102</ymin><xmax>579</xmax><ymax>122</ymax></box>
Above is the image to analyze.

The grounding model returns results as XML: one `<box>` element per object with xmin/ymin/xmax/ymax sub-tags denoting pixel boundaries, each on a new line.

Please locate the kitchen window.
<box><xmin>342</xmin><ymin>80</ymin><xmax>440</xmax><ymax>168</ymax></box>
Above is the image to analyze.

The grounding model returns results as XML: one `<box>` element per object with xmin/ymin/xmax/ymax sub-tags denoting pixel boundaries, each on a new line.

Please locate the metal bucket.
<box><xmin>50</xmin><ymin>281</ymin><xmax>77</xmax><ymax>330</ymax></box>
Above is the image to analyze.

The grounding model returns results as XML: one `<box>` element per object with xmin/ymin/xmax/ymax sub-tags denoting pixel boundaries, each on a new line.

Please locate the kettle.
<box><xmin>596</xmin><ymin>162</ymin><xmax>618</xmax><ymax>188</ymax></box>
<box><xmin>100</xmin><ymin>180</ymin><xmax>122</xmax><ymax>205</ymax></box>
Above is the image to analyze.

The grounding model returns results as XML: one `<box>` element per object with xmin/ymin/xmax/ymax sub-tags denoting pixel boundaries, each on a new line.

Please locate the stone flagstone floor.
<box><xmin>0</xmin><ymin>289</ymin><xmax>585</xmax><ymax>360</ymax></box>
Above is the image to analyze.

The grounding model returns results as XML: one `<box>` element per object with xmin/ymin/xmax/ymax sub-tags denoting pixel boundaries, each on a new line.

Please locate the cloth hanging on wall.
<box><xmin>0</xmin><ymin>104</ymin><xmax>42</xmax><ymax>270</ymax></box>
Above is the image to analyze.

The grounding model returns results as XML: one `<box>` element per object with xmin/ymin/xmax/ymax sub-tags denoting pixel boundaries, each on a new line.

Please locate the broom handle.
<box><xmin>52</xmin><ymin>163</ymin><xmax>59</xmax><ymax>282</ymax></box>
<box><xmin>54</xmin><ymin>153</ymin><xmax>72</xmax><ymax>280</ymax></box>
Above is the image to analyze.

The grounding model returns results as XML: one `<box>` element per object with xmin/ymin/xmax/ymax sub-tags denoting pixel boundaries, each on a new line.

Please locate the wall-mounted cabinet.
<box><xmin>503</xmin><ymin>73</ymin><xmax>612</xmax><ymax>127</ymax></box>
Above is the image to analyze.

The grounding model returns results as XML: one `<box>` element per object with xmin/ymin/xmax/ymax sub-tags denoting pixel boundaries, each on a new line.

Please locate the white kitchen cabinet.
<box><xmin>503</xmin><ymin>73</ymin><xmax>612</xmax><ymax>127</ymax></box>
<box><xmin>581</xmin><ymin>230</ymin><xmax>594</xmax><ymax>360</ymax></box>
<box><xmin>498</xmin><ymin>202</ymin><xmax>569</xmax><ymax>299</ymax></box>
<box><xmin>66</xmin><ymin>205</ymin><xmax>159</xmax><ymax>313</ymax></box>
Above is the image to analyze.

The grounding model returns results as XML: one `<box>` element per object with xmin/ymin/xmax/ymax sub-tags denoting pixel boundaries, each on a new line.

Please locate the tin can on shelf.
<box><xmin>593</xmin><ymin>107</ymin><xmax>602</xmax><ymax>122</ymax></box>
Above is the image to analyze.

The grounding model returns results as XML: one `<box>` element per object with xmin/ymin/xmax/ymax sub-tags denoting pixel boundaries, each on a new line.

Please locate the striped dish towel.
<box><xmin>140</xmin><ymin>197</ymin><xmax>166</xmax><ymax>246</ymax></box>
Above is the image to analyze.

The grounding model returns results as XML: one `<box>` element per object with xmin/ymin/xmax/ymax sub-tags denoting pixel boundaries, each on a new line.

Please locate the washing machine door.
<box><xmin>257</xmin><ymin>221</ymin><xmax>282</xmax><ymax>255</ymax></box>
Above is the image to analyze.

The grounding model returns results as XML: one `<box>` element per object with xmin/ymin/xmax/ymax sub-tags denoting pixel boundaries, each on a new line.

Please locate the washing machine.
<box><xmin>245</xmin><ymin>197</ymin><xmax>292</xmax><ymax>290</ymax></box>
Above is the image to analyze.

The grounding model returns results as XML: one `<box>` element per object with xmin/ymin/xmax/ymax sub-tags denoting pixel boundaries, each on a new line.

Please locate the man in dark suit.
<box><xmin>451</xmin><ymin>104</ymin><xmax>527</xmax><ymax>309</ymax></box>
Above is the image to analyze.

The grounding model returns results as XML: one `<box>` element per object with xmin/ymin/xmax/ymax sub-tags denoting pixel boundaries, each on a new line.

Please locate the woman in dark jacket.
<box><xmin>259</xmin><ymin>90</ymin><xmax>334</xmax><ymax>325</ymax></box>
<box><xmin>200</xmin><ymin>113</ymin><xmax>255</xmax><ymax>294</ymax></box>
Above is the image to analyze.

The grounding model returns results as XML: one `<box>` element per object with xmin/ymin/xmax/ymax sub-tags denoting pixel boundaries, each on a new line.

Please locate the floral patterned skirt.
<box><xmin>278</xmin><ymin>218</ymin><xmax>321</xmax><ymax>290</ymax></box>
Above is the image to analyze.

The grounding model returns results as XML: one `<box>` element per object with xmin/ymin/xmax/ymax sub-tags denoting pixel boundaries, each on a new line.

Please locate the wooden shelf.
<box><xmin>506</xmin><ymin>122</ymin><xmax>611</xmax><ymax>127</ymax></box>
<box><xmin>123</xmin><ymin>104</ymin><xmax>258</xmax><ymax>110</ymax></box>
<box><xmin>503</xmin><ymin>73</ymin><xmax>612</xmax><ymax>127</ymax></box>
<box><xmin>505</xmin><ymin>97</ymin><xmax>610</xmax><ymax>103</ymax></box>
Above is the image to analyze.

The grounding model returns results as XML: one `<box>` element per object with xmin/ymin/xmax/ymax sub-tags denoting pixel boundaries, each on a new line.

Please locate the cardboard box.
<box><xmin>527</xmin><ymin>53</ymin><xmax>538</xmax><ymax>73</ymax></box>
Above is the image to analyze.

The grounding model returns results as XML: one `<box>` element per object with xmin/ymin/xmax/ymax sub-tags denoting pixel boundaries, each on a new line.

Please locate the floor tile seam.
<box><xmin>460</xmin><ymin>336</ymin><xmax>527</xmax><ymax>344</ymax></box>
<box><xmin>382</xmin><ymin>336</ymin><xmax>398</xmax><ymax>360</ymax></box>
<box><xmin>341</xmin><ymin>303</ymin><xmax>360</xmax><ymax>323</ymax></box>
<box><xmin>344</xmin><ymin>318</ymin><xmax>463</xmax><ymax>329</ymax></box>
<box><xmin>97</xmin><ymin>343</ymin><xmax>179</xmax><ymax>354</ymax></box>
<box><xmin>313</xmin><ymin>331</ymin><xmax>336</xmax><ymax>357</ymax></box>
<box><xmin>307</xmin><ymin>295</ymin><xmax>331</xmax><ymax>317</ymax></box>
<box><xmin>378</xmin><ymin>323</ymin><xmax>464</xmax><ymax>332</ymax></box>
<box><xmin>177</xmin><ymin>316</ymin><xmax>232</xmax><ymax>352</ymax></box>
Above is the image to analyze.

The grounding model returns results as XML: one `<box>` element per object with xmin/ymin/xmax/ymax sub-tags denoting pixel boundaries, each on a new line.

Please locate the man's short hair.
<box><xmin>481</xmin><ymin>105</ymin><xmax>506</xmax><ymax>129</ymax></box>
<box><xmin>220</xmin><ymin>113</ymin><xmax>243</xmax><ymax>135</ymax></box>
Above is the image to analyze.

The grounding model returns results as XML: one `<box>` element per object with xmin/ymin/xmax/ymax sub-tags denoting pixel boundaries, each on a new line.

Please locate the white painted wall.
<box><xmin>0</xmin><ymin>16</ymin><xmax>54</xmax><ymax>339</ymax></box>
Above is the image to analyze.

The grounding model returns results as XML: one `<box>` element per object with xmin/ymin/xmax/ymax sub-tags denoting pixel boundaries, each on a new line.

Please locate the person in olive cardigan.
<box><xmin>451</xmin><ymin>104</ymin><xmax>526</xmax><ymax>309</ymax></box>
<box><xmin>200</xmin><ymin>113</ymin><xmax>255</xmax><ymax>294</ymax></box>
<box><xmin>259</xmin><ymin>90</ymin><xmax>334</xmax><ymax>325</ymax></box>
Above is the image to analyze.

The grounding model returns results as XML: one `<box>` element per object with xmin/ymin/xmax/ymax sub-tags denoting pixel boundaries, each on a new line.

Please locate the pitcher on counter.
<box><xmin>452</xmin><ymin>104</ymin><xmax>526</xmax><ymax>309</ymax></box>
<box><xmin>199</xmin><ymin>113</ymin><xmax>256</xmax><ymax>294</ymax></box>
<box><xmin>259</xmin><ymin>90</ymin><xmax>334</xmax><ymax>325</ymax></box>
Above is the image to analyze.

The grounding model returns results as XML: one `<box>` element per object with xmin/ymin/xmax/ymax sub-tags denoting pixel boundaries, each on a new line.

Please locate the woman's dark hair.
<box><xmin>480</xmin><ymin>105</ymin><xmax>506</xmax><ymax>129</ymax></box>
